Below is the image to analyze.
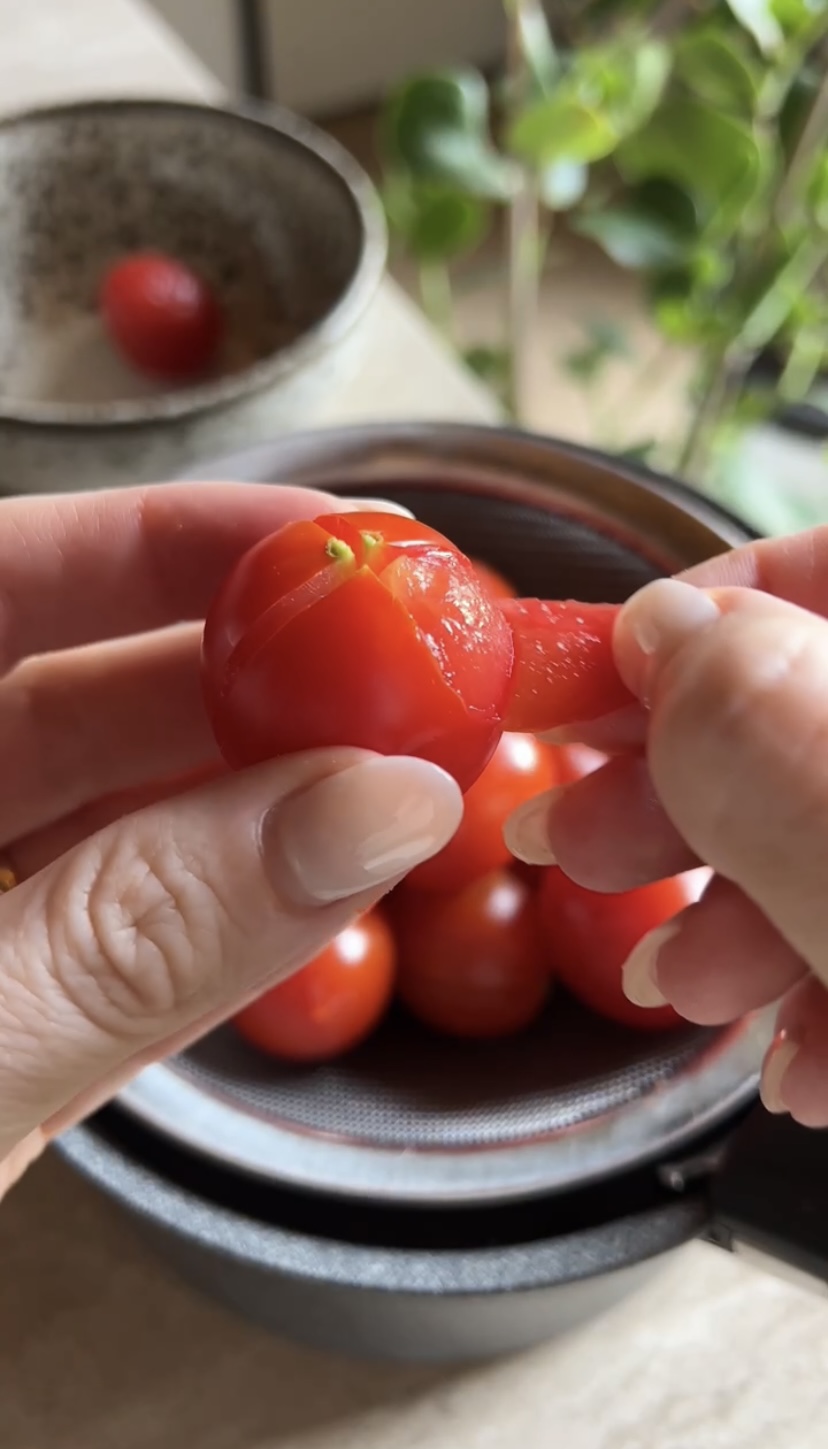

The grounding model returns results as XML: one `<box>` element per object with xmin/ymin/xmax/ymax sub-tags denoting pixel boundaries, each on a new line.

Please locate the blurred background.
<box><xmin>148</xmin><ymin>0</ymin><xmax>828</xmax><ymax>537</ymax></box>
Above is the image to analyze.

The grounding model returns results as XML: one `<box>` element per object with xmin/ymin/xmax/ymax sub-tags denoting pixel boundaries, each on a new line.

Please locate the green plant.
<box><xmin>379</xmin><ymin>0</ymin><xmax>828</xmax><ymax>490</ymax></box>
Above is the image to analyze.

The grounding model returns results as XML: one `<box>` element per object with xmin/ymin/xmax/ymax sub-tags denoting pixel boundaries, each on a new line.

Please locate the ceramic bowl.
<box><xmin>0</xmin><ymin>98</ymin><xmax>386</xmax><ymax>493</ymax></box>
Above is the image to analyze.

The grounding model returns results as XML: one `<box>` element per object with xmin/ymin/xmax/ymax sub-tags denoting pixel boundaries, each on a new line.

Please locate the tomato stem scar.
<box><xmin>325</xmin><ymin>537</ymin><xmax>355</xmax><ymax>566</ymax></box>
<box><xmin>360</xmin><ymin>530</ymin><xmax>384</xmax><ymax>551</ymax></box>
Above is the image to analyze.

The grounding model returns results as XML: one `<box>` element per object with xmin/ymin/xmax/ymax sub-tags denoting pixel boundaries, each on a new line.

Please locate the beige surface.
<box><xmin>0</xmin><ymin>3</ymin><xmax>827</xmax><ymax>1447</ymax></box>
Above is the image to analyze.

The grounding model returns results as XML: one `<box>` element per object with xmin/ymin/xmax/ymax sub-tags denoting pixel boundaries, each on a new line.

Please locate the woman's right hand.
<box><xmin>0</xmin><ymin>482</ymin><xmax>463</xmax><ymax>1199</ymax></box>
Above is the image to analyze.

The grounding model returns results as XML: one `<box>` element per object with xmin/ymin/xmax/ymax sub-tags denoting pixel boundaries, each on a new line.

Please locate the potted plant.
<box><xmin>379</xmin><ymin>0</ymin><xmax>828</xmax><ymax>533</ymax></box>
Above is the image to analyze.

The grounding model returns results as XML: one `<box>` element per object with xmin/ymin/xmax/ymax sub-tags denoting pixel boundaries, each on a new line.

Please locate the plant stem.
<box><xmin>504</xmin><ymin>0</ymin><xmax>542</xmax><ymax>423</ymax></box>
<box><xmin>675</xmin><ymin>350</ymin><xmax>738</xmax><ymax>482</ymax></box>
<box><xmin>418</xmin><ymin>263</ymin><xmax>453</xmax><ymax>340</ymax></box>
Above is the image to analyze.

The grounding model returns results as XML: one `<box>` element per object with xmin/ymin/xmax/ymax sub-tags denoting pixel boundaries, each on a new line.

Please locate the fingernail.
<box><xmin>621</xmin><ymin>918</ymin><xmax>682</xmax><ymax>1008</ymax></box>
<box><xmin>268</xmin><ymin>756</ymin><xmax>463</xmax><ymax>903</ymax></box>
<box><xmin>760</xmin><ymin>1031</ymin><xmax>798</xmax><ymax>1115</ymax></box>
<box><xmin>619</xmin><ymin>580</ymin><xmax>720</xmax><ymax>701</ymax></box>
<box><xmin>340</xmin><ymin>497</ymin><xmax>415</xmax><ymax>518</ymax></box>
<box><xmin>503</xmin><ymin>787</ymin><xmax>566</xmax><ymax>865</ymax></box>
<box><xmin>539</xmin><ymin>706</ymin><xmax>646</xmax><ymax>752</ymax></box>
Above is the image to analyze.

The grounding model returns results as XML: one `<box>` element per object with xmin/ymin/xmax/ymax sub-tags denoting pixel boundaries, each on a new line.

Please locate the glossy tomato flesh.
<box><xmin>232</xmin><ymin>910</ymin><xmax>396</xmax><ymax>1062</ymax></box>
<box><xmin>538</xmin><ymin>869</ymin><xmax>685</xmax><ymax>1030</ymax></box>
<box><xmin>396</xmin><ymin>869</ymin><xmax>550</xmax><ymax>1038</ymax></box>
<box><xmin>502</xmin><ymin>599</ymin><xmax>633</xmax><ymax>732</ymax></box>
<box><xmin>100</xmin><ymin>251</ymin><xmax>222</xmax><ymax>379</ymax></box>
<box><xmin>202</xmin><ymin>512</ymin><xmax>515</xmax><ymax>791</ymax></box>
<box><xmin>405</xmin><ymin>731</ymin><xmax>560</xmax><ymax>892</ymax></box>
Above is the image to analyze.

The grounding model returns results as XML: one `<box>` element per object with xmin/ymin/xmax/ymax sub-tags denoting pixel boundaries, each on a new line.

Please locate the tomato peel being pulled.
<box><xmin>202</xmin><ymin>511</ymin><xmax>633</xmax><ymax>791</ymax></box>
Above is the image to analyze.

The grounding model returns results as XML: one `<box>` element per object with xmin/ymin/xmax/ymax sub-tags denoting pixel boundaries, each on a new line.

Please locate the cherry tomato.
<box><xmin>100</xmin><ymin>251</ymin><xmax>222</xmax><ymax>379</ymax></box>
<box><xmin>538</xmin><ymin>869</ymin><xmax>686</xmax><ymax>1030</ymax></box>
<box><xmin>232</xmin><ymin>910</ymin><xmax>396</xmax><ymax>1062</ymax></box>
<box><xmin>405</xmin><ymin>731</ymin><xmax>560</xmax><ymax>892</ymax></box>
<box><xmin>202</xmin><ymin>512</ymin><xmax>515</xmax><ymax>792</ymax></box>
<box><xmin>396</xmin><ymin>870</ymin><xmax>550</xmax><ymax>1038</ymax></box>
<box><xmin>472</xmin><ymin>558</ymin><xmax>517</xmax><ymax>601</ymax></box>
<box><xmin>502</xmin><ymin>599</ymin><xmax>633</xmax><ymax>733</ymax></box>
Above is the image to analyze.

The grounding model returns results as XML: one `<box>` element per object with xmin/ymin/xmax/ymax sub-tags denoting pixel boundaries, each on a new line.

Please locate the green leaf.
<box><xmin>725</xmin><ymin>0</ymin><xmax>784</xmax><ymax>53</ymax></box>
<box><xmin>564</xmin><ymin>318</ymin><xmax>629</xmax><ymax>381</ymax></box>
<box><xmin>383</xmin><ymin>69</ymin><xmax>519</xmax><ymax>200</ymax></box>
<box><xmin>463</xmin><ymin>345</ymin><xmax>511</xmax><ymax>388</ymax></box>
<box><xmin>675</xmin><ymin>29</ymin><xmax>760</xmax><ymax>114</ymax></box>
<box><xmin>538</xmin><ymin>159</ymin><xmax>588</xmax><ymax>209</ymax></box>
<box><xmin>808</xmin><ymin>153</ymin><xmax>828</xmax><ymax>228</ymax></box>
<box><xmin>509</xmin><ymin>95</ymin><xmax>618</xmax><ymax>165</ymax></box>
<box><xmin>383</xmin><ymin>175</ymin><xmax>490</xmax><ymax>262</ymax></box>
<box><xmin>573</xmin><ymin>208</ymin><xmax>690</xmax><ymax>268</ymax></box>
<box><xmin>779</xmin><ymin>325</ymin><xmax>826</xmax><ymax>401</ymax></box>
<box><xmin>618</xmin><ymin>439</ymin><xmax>657</xmax><ymax>465</ymax></box>
<box><xmin>738</xmin><ymin>234</ymin><xmax>828</xmax><ymax>351</ymax></box>
<box><xmin>617</xmin><ymin>98</ymin><xmax>764</xmax><ymax>233</ymax></box>
<box><xmin>772</xmin><ymin>0</ymin><xmax>828</xmax><ymax>38</ymax></box>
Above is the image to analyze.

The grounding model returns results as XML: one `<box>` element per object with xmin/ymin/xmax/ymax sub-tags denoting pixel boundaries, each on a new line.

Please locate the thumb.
<box><xmin>614</xmin><ymin>578</ymin><xmax>828</xmax><ymax>983</ymax></box>
<box><xmin>0</xmin><ymin>749</ymin><xmax>461</xmax><ymax>1158</ymax></box>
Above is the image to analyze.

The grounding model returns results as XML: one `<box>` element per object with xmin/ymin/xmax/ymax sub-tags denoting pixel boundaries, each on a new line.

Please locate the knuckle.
<box><xmin>48</xmin><ymin>827</ymin><xmax>230</xmax><ymax>1037</ymax></box>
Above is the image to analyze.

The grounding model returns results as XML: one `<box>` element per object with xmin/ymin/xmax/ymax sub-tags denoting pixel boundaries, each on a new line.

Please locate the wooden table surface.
<box><xmin>2</xmin><ymin>3</ymin><xmax>828</xmax><ymax>1446</ymax></box>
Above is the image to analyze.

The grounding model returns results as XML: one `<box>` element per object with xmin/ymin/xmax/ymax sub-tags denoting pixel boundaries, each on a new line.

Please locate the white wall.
<box><xmin>146</xmin><ymin>0</ymin><xmax>507</xmax><ymax>114</ymax></box>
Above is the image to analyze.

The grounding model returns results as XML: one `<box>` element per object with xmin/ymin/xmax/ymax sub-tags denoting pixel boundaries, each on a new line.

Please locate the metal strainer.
<box><xmin>117</xmin><ymin>426</ymin><xmax>769</xmax><ymax>1207</ymax></box>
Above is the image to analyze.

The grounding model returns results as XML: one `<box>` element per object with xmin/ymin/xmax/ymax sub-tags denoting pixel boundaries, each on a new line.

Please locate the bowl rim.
<box><xmin>0</xmin><ymin>96</ymin><xmax>387</xmax><ymax>432</ymax></box>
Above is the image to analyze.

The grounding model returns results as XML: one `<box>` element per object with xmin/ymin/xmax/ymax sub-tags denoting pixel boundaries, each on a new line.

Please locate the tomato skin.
<box><xmin>232</xmin><ymin>911</ymin><xmax>396</xmax><ymax>1062</ymax></box>
<box><xmin>538</xmin><ymin>869</ymin><xmax>685</xmax><ymax>1030</ymax></box>
<box><xmin>502</xmin><ymin>599</ymin><xmax>633</xmax><ymax>732</ymax></box>
<box><xmin>472</xmin><ymin>559</ymin><xmax>517</xmax><ymax>601</ymax></box>
<box><xmin>405</xmin><ymin>732</ymin><xmax>560</xmax><ymax>893</ymax></box>
<box><xmin>396</xmin><ymin>870</ymin><xmax>550</xmax><ymax>1038</ymax></box>
<box><xmin>100</xmin><ymin>251</ymin><xmax>222</xmax><ymax>379</ymax></box>
<box><xmin>202</xmin><ymin>512</ymin><xmax>515</xmax><ymax>792</ymax></box>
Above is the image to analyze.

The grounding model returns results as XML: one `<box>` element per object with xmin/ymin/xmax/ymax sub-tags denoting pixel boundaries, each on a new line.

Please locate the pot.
<box><xmin>56</xmin><ymin>423</ymin><xmax>828</xmax><ymax>1362</ymax></box>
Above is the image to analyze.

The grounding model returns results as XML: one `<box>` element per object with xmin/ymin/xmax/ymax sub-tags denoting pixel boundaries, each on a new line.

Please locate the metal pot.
<box><xmin>57</xmin><ymin>424</ymin><xmax>828</xmax><ymax>1362</ymax></box>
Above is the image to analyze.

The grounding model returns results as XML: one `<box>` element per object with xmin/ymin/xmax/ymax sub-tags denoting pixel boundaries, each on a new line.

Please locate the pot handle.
<box><xmin>705</xmin><ymin>1103</ymin><xmax>828</xmax><ymax>1295</ymax></box>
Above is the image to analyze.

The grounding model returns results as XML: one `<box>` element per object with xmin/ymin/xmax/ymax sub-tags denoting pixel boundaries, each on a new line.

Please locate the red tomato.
<box><xmin>202</xmin><ymin>512</ymin><xmax>515</xmax><ymax>792</ymax></box>
<box><xmin>100</xmin><ymin>251</ymin><xmax>222</xmax><ymax>379</ymax></box>
<box><xmin>232</xmin><ymin>911</ymin><xmax>396</xmax><ymax>1062</ymax></box>
<box><xmin>538</xmin><ymin>869</ymin><xmax>685</xmax><ymax>1030</ymax></box>
<box><xmin>405</xmin><ymin>731</ymin><xmax>560</xmax><ymax>892</ymax></box>
<box><xmin>502</xmin><ymin>599</ymin><xmax>633</xmax><ymax>733</ymax></box>
<box><xmin>396</xmin><ymin>870</ymin><xmax>550</xmax><ymax>1038</ymax></box>
<box><xmin>472</xmin><ymin>558</ymin><xmax>517</xmax><ymax>601</ymax></box>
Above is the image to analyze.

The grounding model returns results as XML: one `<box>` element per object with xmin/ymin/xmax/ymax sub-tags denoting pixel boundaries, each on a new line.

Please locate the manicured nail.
<box><xmin>618</xmin><ymin>579</ymin><xmax>720</xmax><ymax>701</ymax></box>
<box><xmin>340</xmin><ymin>497</ymin><xmax>415</xmax><ymax>518</ymax></box>
<box><xmin>760</xmin><ymin>1031</ymin><xmax>798</xmax><ymax>1115</ymax></box>
<box><xmin>503</xmin><ymin>788</ymin><xmax>566</xmax><ymax>865</ymax></box>
<box><xmin>268</xmin><ymin>756</ymin><xmax>462</xmax><ymax>903</ymax></box>
<box><xmin>621</xmin><ymin>918</ymin><xmax>682</xmax><ymax>1008</ymax></box>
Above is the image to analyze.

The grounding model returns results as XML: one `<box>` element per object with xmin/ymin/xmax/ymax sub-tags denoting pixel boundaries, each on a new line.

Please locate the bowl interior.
<box><xmin>0</xmin><ymin>102</ymin><xmax>366</xmax><ymax>414</ymax></box>
<box><xmin>119</xmin><ymin>465</ymin><xmax>764</xmax><ymax>1204</ymax></box>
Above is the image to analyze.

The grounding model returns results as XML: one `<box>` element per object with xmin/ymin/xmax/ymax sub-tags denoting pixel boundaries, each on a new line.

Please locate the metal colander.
<box><xmin>117</xmin><ymin>426</ymin><xmax>770</xmax><ymax>1206</ymax></box>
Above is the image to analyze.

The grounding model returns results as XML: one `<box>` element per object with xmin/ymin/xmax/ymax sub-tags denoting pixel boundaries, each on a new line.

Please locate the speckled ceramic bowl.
<box><xmin>0</xmin><ymin>98</ymin><xmax>386</xmax><ymax>494</ymax></box>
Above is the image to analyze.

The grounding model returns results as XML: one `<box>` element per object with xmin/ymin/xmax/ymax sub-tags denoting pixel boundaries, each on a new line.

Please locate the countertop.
<box><xmin>2</xmin><ymin>3</ymin><xmax>828</xmax><ymax>1446</ymax></box>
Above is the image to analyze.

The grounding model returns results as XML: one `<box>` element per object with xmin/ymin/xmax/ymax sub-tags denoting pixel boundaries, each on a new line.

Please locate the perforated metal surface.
<box><xmin>118</xmin><ymin>428</ymin><xmax>768</xmax><ymax>1203</ymax></box>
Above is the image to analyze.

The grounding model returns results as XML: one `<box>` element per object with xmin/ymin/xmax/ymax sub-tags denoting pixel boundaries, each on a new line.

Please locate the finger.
<box><xmin>0</xmin><ymin>626</ymin><xmax>218</xmax><ymax>844</ymax></box>
<box><xmin>762</xmin><ymin>978</ymin><xmax>828</xmax><ymax>1127</ymax></box>
<box><xmin>538</xmin><ymin>703</ymin><xmax>647</xmax><ymax>752</ymax></box>
<box><xmin>0</xmin><ymin>748</ymin><xmax>462</xmax><ymax>1155</ymax></box>
<box><xmin>9</xmin><ymin>763</ymin><xmax>229</xmax><ymax>881</ymax></box>
<box><xmin>0</xmin><ymin>484</ymin><xmax>410</xmax><ymax>672</ymax></box>
<box><xmin>614</xmin><ymin>579</ymin><xmax>828</xmax><ymax>987</ymax></box>
<box><xmin>681</xmin><ymin>525</ymin><xmax>828</xmax><ymax>614</ymax></box>
<box><xmin>621</xmin><ymin>874</ymin><xmax>807</xmax><ymax>1026</ymax></box>
<box><xmin>504</xmin><ymin>753</ymin><xmax>698</xmax><ymax>889</ymax></box>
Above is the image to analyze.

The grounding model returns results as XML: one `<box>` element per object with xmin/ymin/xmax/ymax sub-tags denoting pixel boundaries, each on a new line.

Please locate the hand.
<box><xmin>0</xmin><ymin>484</ymin><xmax>462</xmax><ymax>1198</ymax></box>
<box><xmin>506</xmin><ymin>527</ymin><xmax>828</xmax><ymax>1128</ymax></box>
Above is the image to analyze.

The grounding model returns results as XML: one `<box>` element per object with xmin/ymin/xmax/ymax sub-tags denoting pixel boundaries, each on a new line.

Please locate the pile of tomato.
<box><xmin>224</xmin><ymin>549</ymin><xmax>689</xmax><ymax>1065</ymax></box>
